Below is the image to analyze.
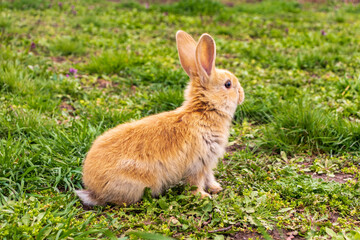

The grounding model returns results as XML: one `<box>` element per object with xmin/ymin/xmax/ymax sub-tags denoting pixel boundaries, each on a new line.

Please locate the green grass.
<box><xmin>49</xmin><ymin>36</ymin><xmax>86</xmax><ymax>56</ymax></box>
<box><xmin>260</xmin><ymin>100</ymin><xmax>360</xmax><ymax>154</ymax></box>
<box><xmin>0</xmin><ymin>0</ymin><xmax>359</xmax><ymax>239</ymax></box>
<box><xmin>82</xmin><ymin>51</ymin><xmax>145</xmax><ymax>74</ymax></box>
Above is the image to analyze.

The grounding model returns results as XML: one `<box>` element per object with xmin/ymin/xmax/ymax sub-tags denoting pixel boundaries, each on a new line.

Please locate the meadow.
<box><xmin>0</xmin><ymin>0</ymin><xmax>360</xmax><ymax>239</ymax></box>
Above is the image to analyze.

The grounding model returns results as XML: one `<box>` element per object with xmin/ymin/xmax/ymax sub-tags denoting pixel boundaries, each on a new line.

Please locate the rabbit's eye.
<box><xmin>224</xmin><ymin>80</ymin><xmax>231</xmax><ymax>89</ymax></box>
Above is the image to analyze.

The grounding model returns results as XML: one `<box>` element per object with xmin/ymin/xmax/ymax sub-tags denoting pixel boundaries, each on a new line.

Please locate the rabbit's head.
<box><xmin>176</xmin><ymin>30</ymin><xmax>244</xmax><ymax>117</ymax></box>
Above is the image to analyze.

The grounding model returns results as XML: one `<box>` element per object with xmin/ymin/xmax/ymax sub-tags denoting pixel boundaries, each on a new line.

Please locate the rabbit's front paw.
<box><xmin>207</xmin><ymin>182</ymin><xmax>223</xmax><ymax>194</ymax></box>
<box><xmin>192</xmin><ymin>190</ymin><xmax>211</xmax><ymax>199</ymax></box>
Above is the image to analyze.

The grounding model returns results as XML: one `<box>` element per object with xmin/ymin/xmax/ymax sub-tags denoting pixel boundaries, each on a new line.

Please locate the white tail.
<box><xmin>75</xmin><ymin>190</ymin><xmax>102</xmax><ymax>206</ymax></box>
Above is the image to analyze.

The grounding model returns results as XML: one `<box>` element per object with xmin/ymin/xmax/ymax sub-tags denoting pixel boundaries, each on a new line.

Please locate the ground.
<box><xmin>0</xmin><ymin>0</ymin><xmax>360</xmax><ymax>239</ymax></box>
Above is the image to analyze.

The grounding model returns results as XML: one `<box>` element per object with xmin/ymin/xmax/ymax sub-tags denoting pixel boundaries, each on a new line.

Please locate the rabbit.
<box><xmin>76</xmin><ymin>30</ymin><xmax>245</xmax><ymax>206</ymax></box>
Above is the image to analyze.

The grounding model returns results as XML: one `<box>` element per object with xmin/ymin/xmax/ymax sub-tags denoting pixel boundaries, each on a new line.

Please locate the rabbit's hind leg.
<box><xmin>186</xmin><ymin>170</ymin><xmax>210</xmax><ymax>198</ymax></box>
<box><xmin>103</xmin><ymin>178</ymin><xmax>146</xmax><ymax>206</ymax></box>
<box><xmin>205</xmin><ymin>168</ymin><xmax>222</xmax><ymax>194</ymax></box>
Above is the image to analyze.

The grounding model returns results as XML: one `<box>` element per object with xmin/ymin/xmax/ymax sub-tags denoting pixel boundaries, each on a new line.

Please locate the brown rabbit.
<box><xmin>76</xmin><ymin>30</ymin><xmax>245</xmax><ymax>206</ymax></box>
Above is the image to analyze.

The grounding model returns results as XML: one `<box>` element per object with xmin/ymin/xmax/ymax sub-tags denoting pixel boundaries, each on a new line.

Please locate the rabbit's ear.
<box><xmin>176</xmin><ymin>30</ymin><xmax>197</xmax><ymax>77</ymax></box>
<box><xmin>195</xmin><ymin>34</ymin><xmax>216</xmax><ymax>80</ymax></box>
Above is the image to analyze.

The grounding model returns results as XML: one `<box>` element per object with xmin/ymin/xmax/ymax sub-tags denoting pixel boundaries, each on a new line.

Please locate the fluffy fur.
<box><xmin>76</xmin><ymin>31</ymin><xmax>245</xmax><ymax>206</ymax></box>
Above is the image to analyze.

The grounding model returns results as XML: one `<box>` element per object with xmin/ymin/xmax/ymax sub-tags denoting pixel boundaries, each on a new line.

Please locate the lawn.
<box><xmin>0</xmin><ymin>0</ymin><xmax>360</xmax><ymax>239</ymax></box>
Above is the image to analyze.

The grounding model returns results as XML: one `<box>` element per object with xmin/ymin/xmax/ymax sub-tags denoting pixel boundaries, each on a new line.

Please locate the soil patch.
<box><xmin>270</xmin><ymin>229</ymin><xmax>305</xmax><ymax>240</ymax></box>
<box><xmin>59</xmin><ymin>101</ymin><xmax>75</xmax><ymax>115</ymax></box>
<box><xmin>232</xmin><ymin>228</ymin><xmax>305</xmax><ymax>240</ymax></box>
<box><xmin>233</xmin><ymin>231</ymin><xmax>263</xmax><ymax>240</ymax></box>
<box><xmin>226</xmin><ymin>143</ymin><xmax>248</xmax><ymax>153</ymax></box>
<box><xmin>96</xmin><ymin>78</ymin><xmax>113</xmax><ymax>88</ymax></box>
<box><xmin>94</xmin><ymin>78</ymin><xmax>119</xmax><ymax>89</ymax></box>
<box><xmin>59</xmin><ymin>102</ymin><xmax>75</xmax><ymax>111</ymax></box>
<box><xmin>306</xmin><ymin>172</ymin><xmax>354</xmax><ymax>184</ymax></box>
<box><xmin>51</xmin><ymin>56</ymin><xmax>66</xmax><ymax>63</ymax></box>
<box><xmin>299</xmin><ymin>0</ymin><xmax>360</xmax><ymax>3</ymax></box>
<box><xmin>329</xmin><ymin>212</ymin><xmax>340</xmax><ymax>223</ymax></box>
